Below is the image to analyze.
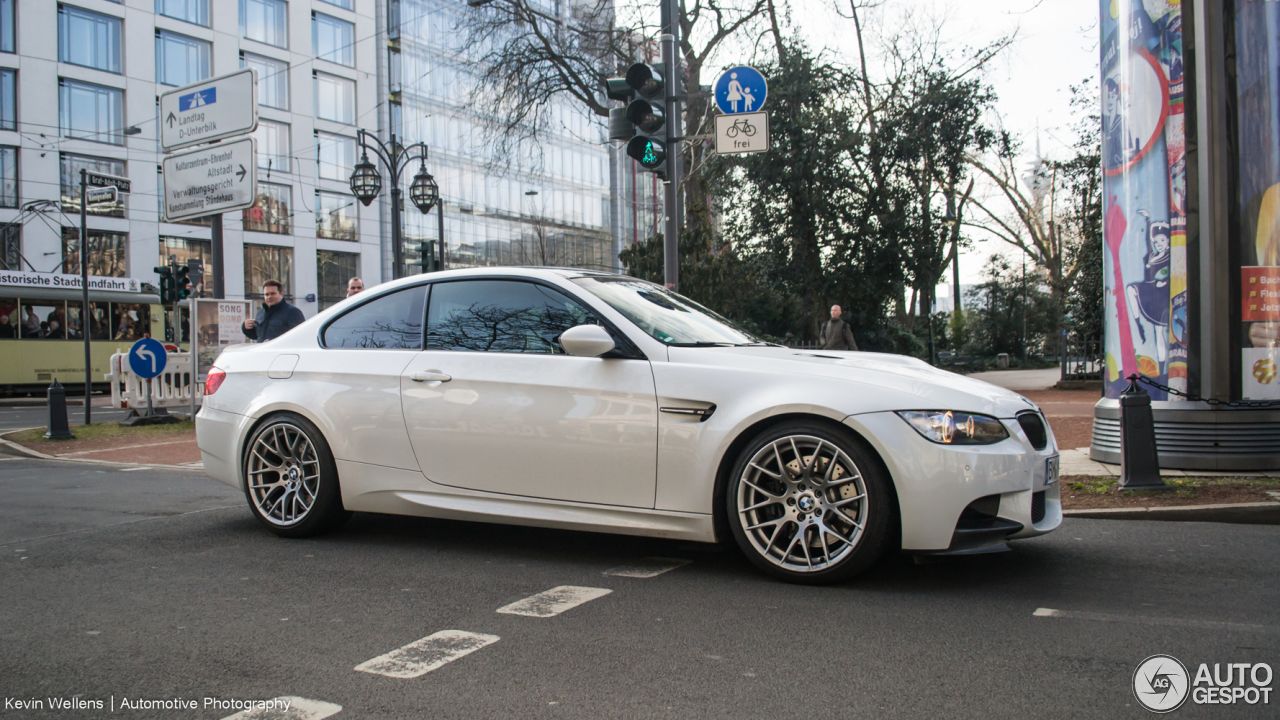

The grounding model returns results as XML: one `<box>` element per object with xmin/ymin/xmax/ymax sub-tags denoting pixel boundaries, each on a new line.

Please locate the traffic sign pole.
<box><xmin>660</xmin><ymin>0</ymin><xmax>681</xmax><ymax>292</ymax></box>
<box><xmin>79</xmin><ymin>169</ymin><xmax>91</xmax><ymax>425</ymax></box>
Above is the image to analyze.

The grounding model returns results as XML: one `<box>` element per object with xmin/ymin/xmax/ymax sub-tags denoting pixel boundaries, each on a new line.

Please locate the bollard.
<box><xmin>45</xmin><ymin>379</ymin><xmax>75</xmax><ymax>440</ymax></box>
<box><xmin>1118</xmin><ymin>374</ymin><xmax>1169</xmax><ymax>491</ymax></box>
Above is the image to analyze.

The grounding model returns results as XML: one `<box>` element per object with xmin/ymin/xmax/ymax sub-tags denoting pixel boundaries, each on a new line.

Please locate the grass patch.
<box><xmin>7</xmin><ymin>419</ymin><xmax>194</xmax><ymax>444</ymax></box>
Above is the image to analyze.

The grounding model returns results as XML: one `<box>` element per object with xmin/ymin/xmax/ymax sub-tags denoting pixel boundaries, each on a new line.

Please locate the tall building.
<box><xmin>0</xmin><ymin>0</ymin><xmax>385</xmax><ymax>314</ymax></box>
<box><xmin>382</xmin><ymin>0</ymin><xmax>614</xmax><ymax>280</ymax></box>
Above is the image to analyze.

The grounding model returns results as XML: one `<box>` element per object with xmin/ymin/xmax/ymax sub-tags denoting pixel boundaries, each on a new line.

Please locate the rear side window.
<box><xmin>323</xmin><ymin>285</ymin><xmax>426</xmax><ymax>349</ymax></box>
<box><xmin>426</xmin><ymin>280</ymin><xmax>598</xmax><ymax>353</ymax></box>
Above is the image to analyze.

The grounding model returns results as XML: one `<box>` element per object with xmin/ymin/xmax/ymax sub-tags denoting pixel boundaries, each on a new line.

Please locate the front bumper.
<box><xmin>843</xmin><ymin>411</ymin><xmax>1062</xmax><ymax>551</ymax></box>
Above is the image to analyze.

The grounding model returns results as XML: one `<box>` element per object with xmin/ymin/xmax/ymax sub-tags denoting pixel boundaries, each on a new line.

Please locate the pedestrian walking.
<box><xmin>242</xmin><ymin>280</ymin><xmax>306</xmax><ymax>343</ymax></box>
<box><xmin>820</xmin><ymin>305</ymin><xmax>858</xmax><ymax>351</ymax></box>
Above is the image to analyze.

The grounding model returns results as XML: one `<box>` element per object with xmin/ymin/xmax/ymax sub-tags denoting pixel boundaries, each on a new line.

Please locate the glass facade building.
<box><xmin>386</xmin><ymin>0</ymin><xmax>614</xmax><ymax>276</ymax></box>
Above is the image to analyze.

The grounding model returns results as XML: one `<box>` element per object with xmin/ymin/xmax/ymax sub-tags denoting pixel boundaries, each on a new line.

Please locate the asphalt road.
<box><xmin>0</xmin><ymin>405</ymin><xmax>130</xmax><ymax>432</ymax></box>
<box><xmin>1</xmin><ymin>457</ymin><xmax>1277</xmax><ymax>719</ymax></box>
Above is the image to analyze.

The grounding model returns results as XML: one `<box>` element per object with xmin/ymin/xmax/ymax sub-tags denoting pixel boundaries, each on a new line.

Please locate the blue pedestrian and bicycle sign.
<box><xmin>714</xmin><ymin>66</ymin><xmax>768</xmax><ymax>115</ymax></box>
<box><xmin>129</xmin><ymin>338</ymin><xmax>168</xmax><ymax>379</ymax></box>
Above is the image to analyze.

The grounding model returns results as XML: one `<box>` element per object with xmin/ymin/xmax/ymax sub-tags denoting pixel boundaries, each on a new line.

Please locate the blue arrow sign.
<box><xmin>129</xmin><ymin>338</ymin><xmax>167</xmax><ymax>380</ymax></box>
<box><xmin>714</xmin><ymin>66</ymin><xmax>768</xmax><ymax>115</ymax></box>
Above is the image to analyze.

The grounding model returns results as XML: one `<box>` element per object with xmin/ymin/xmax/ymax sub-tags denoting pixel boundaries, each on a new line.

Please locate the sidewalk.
<box><xmin>1</xmin><ymin>423</ymin><xmax>202</xmax><ymax>467</ymax></box>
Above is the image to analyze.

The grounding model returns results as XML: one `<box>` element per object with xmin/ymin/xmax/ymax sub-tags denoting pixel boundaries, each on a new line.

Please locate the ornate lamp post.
<box><xmin>349</xmin><ymin>129</ymin><xmax>443</xmax><ymax>279</ymax></box>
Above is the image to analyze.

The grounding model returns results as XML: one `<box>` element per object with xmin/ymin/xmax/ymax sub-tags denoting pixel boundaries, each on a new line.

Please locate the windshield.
<box><xmin>573</xmin><ymin>277</ymin><xmax>759</xmax><ymax>345</ymax></box>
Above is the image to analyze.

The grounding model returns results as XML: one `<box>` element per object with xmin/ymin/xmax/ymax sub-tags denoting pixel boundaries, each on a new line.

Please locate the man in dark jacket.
<box><xmin>242</xmin><ymin>279</ymin><xmax>305</xmax><ymax>342</ymax></box>
<box><xmin>820</xmin><ymin>305</ymin><xmax>858</xmax><ymax>351</ymax></box>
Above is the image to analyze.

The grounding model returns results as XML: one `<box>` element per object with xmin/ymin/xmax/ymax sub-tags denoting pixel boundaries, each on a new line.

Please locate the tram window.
<box><xmin>0</xmin><ymin>297</ymin><xmax>16</xmax><ymax>339</ymax></box>
<box><xmin>65</xmin><ymin>301</ymin><xmax>85</xmax><ymax>340</ymax></box>
<box><xmin>87</xmin><ymin>301</ymin><xmax>110</xmax><ymax>341</ymax></box>
<box><xmin>22</xmin><ymin>301</ymin><xmax>66</xmax><ymax>339</ymax></box>
<box><xmin>111</xmin><ymin>303</ymin><xmax>149</xmax><ymax>341</ymax></box>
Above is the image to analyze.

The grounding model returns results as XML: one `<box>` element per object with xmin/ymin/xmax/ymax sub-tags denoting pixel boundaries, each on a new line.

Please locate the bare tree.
<box><xmin>458</xmin><ymin>0</ymin><xmax>777</xmax><ymax>233</ymax></box>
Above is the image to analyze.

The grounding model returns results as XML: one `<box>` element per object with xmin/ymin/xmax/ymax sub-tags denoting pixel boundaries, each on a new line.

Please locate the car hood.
<box><xmin>666</xmin><ymin>346</ymin><xmax>1039</xmax><ymax>418</ymax></box>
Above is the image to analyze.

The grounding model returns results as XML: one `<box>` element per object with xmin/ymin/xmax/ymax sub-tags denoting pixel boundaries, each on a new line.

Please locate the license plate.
<box><xmin>1045</xmin><ymin>456</ymin><xmax>1060</xmax><ymax>485</ymax></box>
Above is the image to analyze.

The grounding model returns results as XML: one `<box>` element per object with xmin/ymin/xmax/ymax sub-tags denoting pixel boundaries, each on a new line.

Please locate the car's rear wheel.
<box><xmin>243</xmin><ymin>413</ymin><xmax>349</xmax><ymax>537</ymax></box>
<box><xmin>727</xmin><ymin>422</ymin><xmax>893</xmax><ymax>584</ymax></box>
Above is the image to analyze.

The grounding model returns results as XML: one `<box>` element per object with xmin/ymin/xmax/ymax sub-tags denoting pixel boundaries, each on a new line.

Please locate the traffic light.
<box><xmin>174</xmin><ymin>265</ymin><xmax>193</xmax><ymax>301</ymax></box>
<box><xmin>606</xmin><ymin>63</ymin><xmax>670</xmax><ymax>178</ymax></box>
<box><xmin>417</xmin><ymin>240</ymin><xmax>437</xmax><ymax>273</ymax></box>
<box><xmin>154</xmin><ymin>266</ymin><xmax>174</xmax><ymax>305</ymax></box>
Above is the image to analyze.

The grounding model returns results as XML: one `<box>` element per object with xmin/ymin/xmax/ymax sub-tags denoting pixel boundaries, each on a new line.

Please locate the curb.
<box><xmin>1065</xmin><ymin>501</ymin><xmax>1280</xmax><ymax>525</ymax></box>
<box><xmin>0</xmin><ymin>429</ymin><xmax>205</xmax><ymax>472</ymax></box>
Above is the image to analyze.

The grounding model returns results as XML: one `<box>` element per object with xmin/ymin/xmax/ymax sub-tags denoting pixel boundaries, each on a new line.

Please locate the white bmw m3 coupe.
<box><xmin>196</xmin><ymin>267</ymin><xmax>1061</xmax><ymax>583</ymax></box>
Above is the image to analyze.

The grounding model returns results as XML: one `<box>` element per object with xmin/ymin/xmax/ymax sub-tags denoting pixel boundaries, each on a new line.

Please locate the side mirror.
<box><xmin>560</xmin><ymin>324</ymin><xmax>616</xmax><ymax>357</ymax></box>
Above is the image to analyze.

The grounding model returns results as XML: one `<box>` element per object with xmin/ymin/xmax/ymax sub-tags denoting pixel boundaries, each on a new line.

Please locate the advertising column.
<box><xmin>1233</xmin><ymin>0</ymin><xmax>1280</xmax><ymax>400</ymax></box>
<box><xmin>1099</xmin><ymin>0</ymin><xmax>1188</xmax><ymax>400</ymax></box>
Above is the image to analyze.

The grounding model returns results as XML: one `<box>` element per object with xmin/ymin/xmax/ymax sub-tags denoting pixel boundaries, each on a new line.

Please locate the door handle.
<box><xmin>410</xmin><ymin>371</ymin><xmax>452</xmax><ymax>383</ymax></box>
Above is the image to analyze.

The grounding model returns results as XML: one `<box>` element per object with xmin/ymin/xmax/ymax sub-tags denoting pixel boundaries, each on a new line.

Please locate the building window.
<box><xmin>156</xmin><ymin>0</ymin><xmax>209</xmax><ymax>27</ymax></box>
<box><xmin>316</xmin><ymin>131</ymin><xmax>354</xmax><ymax>181</ymax></box>
<box><xmin>0</xmin><ymin>146</ymin><xmax>15</xmax><ymax>208</ymax></box>
<box><xmin>254</xmin><ymin>119</ymin><xmax>291</xmax><ymax>172</ymax></box>
<box><xmin>313</xmin><ymin>12</ymin><xmax>354</xmax><ymax>67</ymax></box>
<box><xmin>316</xmin><ymin>191</ymin><xmax>356</xmax><ymax>241</ymax></box>
<box><xmin>317</xmin><ymin>249</ymin><xmax>358</xmax><ymax>310</ymax></box>
<box><xmin>241</xmin><ymin>52</ymin><xmax>288</xmax><ymax>110</ymax></box>
<box><xmin>61</xmin><ymin>154</ymin><xmax>126</xmax><ymax>217</ymax></box>
<box><xmin>156</xmin><ymin>31</ymin><xmax>212</xmax><ymax>87</ymax></box>
<box><xmin>58</xmin><ymin>5</ymin><xmax>123</xmax><ymax>74</ymax></box>
<box><xmin>244</xmin><ymin>244</ymin><xmax>293</xmax><ymax>300</ymax></box>
<box><xmin>314</xmin><ymin>71</ymin><xmax>355</xmax><ymax>124</ymax></box>
<box><xmin>390</xmin><ymin>101</ymin><xmax>403</xmax><ymax>140</ymax></box>
<box><xmin>159</xmin><ymin>236</ymin><xmax>212</xmax><ymax>296</ymax></box>
<box><xmin>0</xmin><ymin>224</ymin><xmax>18</xmax><ymax>270</ymax></box>
<box><xmin>0</xmin><ymin>68</ymin><xmax>12</xmax><ymax>131</ymax></box>
<box><xmin>61</xmin><ymin>227</ymin><xmax>128</xmax><ymax>278</ymax></box>
<box><xmin>59</xmin><ymin>79</ymin><xmax>124</xmax><ymax>146</ymax></box>
<box><xmin>0</xmin><ymin>0</ymin><xmax>13</xmax><ymax>53</ymax></box>
<box><xmin>242</xmin><ymin>182</ymin><xmax>290</xmax><ymax>234</ymax></box>
<box><xmin>241</xmin><ymin>0</ymin><xmax>288</xmax><ymax>49</ymax></box>
<box><xmin>389</xmin><ymin>48</ymin><xmax>402</xmax><ymax>94</ymax></box>
<box><xmin>319</xmin><ymin>0</ymin><xmax>353</xmax><ymax>11</ymax></box>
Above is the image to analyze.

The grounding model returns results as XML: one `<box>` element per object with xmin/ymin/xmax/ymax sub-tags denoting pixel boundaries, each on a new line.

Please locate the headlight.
<box><xmin>897</xmin><ymin>410</ymin><xmax>1010</xmax><ymax>445</ymax></box>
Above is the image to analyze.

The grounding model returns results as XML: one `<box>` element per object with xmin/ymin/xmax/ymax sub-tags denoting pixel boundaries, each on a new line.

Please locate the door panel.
<box><xmin>401</xmin><ymin>352</ymin><xmax>658</xmax><ymax>508</ymax></box>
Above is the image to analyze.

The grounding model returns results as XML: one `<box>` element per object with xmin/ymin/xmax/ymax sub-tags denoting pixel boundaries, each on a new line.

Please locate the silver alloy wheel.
<box><xmin>247</xmin><ymin>423</ymin><xmax>321</xmax><ymax>527</ymax></box>
<box><xmin>736</xmin><ymin>434</ymin><xmax>869</xmax><ymax>572</ymax></box>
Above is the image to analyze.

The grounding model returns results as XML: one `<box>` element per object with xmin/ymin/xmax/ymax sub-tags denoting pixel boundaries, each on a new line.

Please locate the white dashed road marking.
<box><xmin>354</xmin><ymin>630</ymin><xmax>500</xmax><ymax>679</ymax></box>
<box><xmin>219</xmin><ymin>696</ymin><xmax>342</xmax><ymax>719</ymax></box>
<box><xmin>1033</xmin><ymin>607</ymin><xmax>1268</xmax><ymax>632</ymax></box>
<box><xmin>496</xmin><ymin>586</ymin><xmax>612</xmax><ymax>618</ymax></box>
<box><xmin>603</xmin><ymin>557</ymin><xmax>691</xmax><ymax>578</ymax></box>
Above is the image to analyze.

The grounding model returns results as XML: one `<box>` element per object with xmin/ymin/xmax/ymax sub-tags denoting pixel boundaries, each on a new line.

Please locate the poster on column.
<box><xmin>1233</xmin><ymin>0</ymin><xmax>1280</xmax><ymax>400</ymax></box>
<box><xmin>1099</xmin><ymin>0</ymin><xmax>1187</xmax><ymax>401</ymax></box>
<box><xmin>194</xmin><ymin>299</ymin><xmax>249</xmax><ymax>381</ymax></box>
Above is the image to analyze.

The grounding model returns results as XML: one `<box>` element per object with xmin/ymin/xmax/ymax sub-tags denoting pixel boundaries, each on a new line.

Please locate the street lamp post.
<box><xmin>349</xmin><ymin>129</ymin><xmax>441</xmax><ymax>279</ymax></box>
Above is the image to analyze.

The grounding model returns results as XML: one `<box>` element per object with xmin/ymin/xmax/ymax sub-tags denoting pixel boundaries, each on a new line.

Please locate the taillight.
<box><xmin>204</xmin><ymin>367</ymin><xmax>226</xmax><ymax>395</ymax></box>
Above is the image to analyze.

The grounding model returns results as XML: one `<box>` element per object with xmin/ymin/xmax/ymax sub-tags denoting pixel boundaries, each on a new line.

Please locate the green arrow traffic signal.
<box><xmin>626</xmin><ymin>137</ymin><xmax>667</xmax><ymax>171</ymax></box>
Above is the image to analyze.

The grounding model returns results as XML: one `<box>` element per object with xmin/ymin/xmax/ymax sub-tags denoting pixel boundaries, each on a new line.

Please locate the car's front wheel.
<box><xmin>727</xmin><ymin>422</ymin><xmax>894</xmax><ymax>584</ymax></box>
<box><xmin>243</xmin><ymin>412</ymin><xmax>350</xmax><ymax>537</ymax></box>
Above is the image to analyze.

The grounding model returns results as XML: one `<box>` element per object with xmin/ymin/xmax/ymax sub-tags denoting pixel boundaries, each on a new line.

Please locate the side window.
<box><xmin>323</xmin><ymin>285</ymin><xmax>426</xmax><ymax>349</ymax></box>
<box><xmin>427</xmin><ymin>280</ymin><xmax>599</xmax><ymax>353</ymax></box>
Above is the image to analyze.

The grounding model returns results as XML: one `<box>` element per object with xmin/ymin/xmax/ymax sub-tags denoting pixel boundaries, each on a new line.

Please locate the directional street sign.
<box><xmin>159</xmin><ymin>68</ymin><xmax>258</xmax><ymax>152</ymax></box>
<box><xmin>714</xmin><ymin>111</ymin><xmax>770</xmax><ymax>155</ymax></box>
<box><xmin>714</xmin><ymin>66</ymin><xmax>768</xmax><ymax>115</ymax></box>
<box><xmin>129</xmin><ymin>338</ymin><xmax>168</xmax><ymax>379</ymax></box>
<box><xmin>85</xmin><ymin>186</ymin><xmax>118</xmax><ymax>206</ymax></box>
<box><xmin>162</xmin><ymin>137</ymin><xmax>258</xmax><ymax>222</ymax></box>
<box><xmin>86</xmin><ymin>172</ymin><xmax>131</xmax><ymax>195</ymax></box>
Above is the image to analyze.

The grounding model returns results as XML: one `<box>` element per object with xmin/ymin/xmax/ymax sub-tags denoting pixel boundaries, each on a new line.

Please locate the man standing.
<box><xmin>242</xmin><ymin>280</ymin><xmax>305</xmax><ymax>343</ymax></box>
<box><xmin>820</xmin><ymin>305</ymin><xmax>858</xmax><ymax>351</ymax></box>
<box><xmin>346</xmin><ymin>277</ymin><xmax>365</xmax><ymax>298</ymax></box>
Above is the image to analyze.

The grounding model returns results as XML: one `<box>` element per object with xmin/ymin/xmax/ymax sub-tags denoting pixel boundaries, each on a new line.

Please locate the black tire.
<box><xmin>726</xmin><ymin>421</ymin><xmax>894</xmax><ymax>584</ymax></box>
<box><xmin>242</xmin><ymin>412</ymin><xmax>350</xmax><ymax>538</ymax></box>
